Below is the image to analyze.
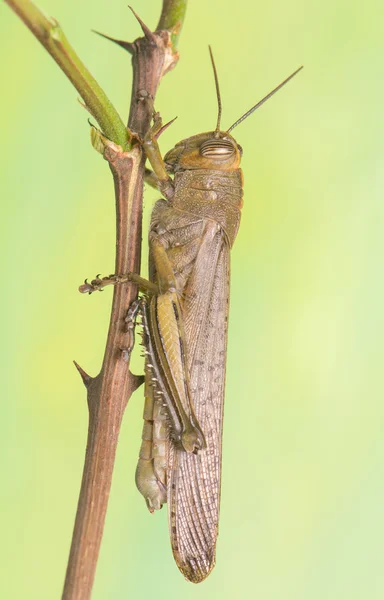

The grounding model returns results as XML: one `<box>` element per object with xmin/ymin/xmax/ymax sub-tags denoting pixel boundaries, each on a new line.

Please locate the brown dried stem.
<box><xmin>62</xmin><ymin>18</ymin><xmax>183</xmax><ymax>600</ymax></box>
<box><xmin>5</xmin><ymin>0</ymin><xmax>187</xmax><ymax>598</ymax></box>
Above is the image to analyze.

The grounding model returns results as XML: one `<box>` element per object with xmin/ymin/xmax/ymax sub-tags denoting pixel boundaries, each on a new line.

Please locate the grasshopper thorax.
<box><xmin>164</xmin><ymin>131</ymin><xmax>242</xmax><ymax>174</ymax></box>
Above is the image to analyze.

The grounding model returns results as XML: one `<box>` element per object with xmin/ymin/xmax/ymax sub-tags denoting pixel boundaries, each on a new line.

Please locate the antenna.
<box><xmin>208</xmin><ymin>46</ymin><xmax>222</xmax><ymax>136</ymax></box>
<box><xmin>227</xmin><ymin>66</ymin><xmax>303</xmax><ymax>133</ymax></box>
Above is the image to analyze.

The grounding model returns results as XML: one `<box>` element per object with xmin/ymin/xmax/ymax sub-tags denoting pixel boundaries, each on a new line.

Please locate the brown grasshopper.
<box><xmin>81</xmin><ymin>50</ymin><xmax>302</xmax><ymax>582</ymax></box>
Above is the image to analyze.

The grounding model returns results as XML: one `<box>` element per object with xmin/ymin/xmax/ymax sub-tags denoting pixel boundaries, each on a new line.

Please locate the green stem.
<box><xmin>157</xmin><ymin>0</ymin><xmax>187</xmax><ymax>50</ymax></box>
<box><xmin>5</xmin><ymin>0</ymin><xmax>130</xmax><ymax>149</ymax></box>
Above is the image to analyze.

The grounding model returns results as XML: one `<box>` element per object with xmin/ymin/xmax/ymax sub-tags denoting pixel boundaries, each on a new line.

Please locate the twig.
<box><xmin>5</xmin><ymin>0</ymin><xmax>188</xmax><ymax>598</ymax></box>
<box><xmin>4</xmin><ymin>0</ymin><xmax>129</xmax><ymax>149</ymax></box>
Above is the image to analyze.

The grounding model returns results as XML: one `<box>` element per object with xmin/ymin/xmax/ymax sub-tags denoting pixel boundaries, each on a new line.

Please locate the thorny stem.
<box><xmin>62</xmin><ymin>142</ymin><xmax>146</xmax><ymax>600</ymax></box>
<box><xmin>6</xmin><ymin>0</ymin><xmax>187</xmax><ymax>598</ymax></box>
<box><xmin>4</xmin><ymin>0</ymin><xmax>130</xmax><ymax>149</ymax></box>
<box><xmin>62</xmin><ymin>27</ymin><xmax>181</xmax><ymax>600</ymax></box>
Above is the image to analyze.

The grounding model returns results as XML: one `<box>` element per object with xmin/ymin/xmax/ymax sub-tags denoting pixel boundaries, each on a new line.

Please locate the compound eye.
<box><xmin>200</xmin><ymin>138</ymin><xmax>235</xmax><ymax>157</ymax></box>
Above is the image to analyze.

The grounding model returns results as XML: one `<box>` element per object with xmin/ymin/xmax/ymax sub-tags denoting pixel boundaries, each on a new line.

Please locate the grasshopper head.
<box><xmin>164</xmin><ymin>131</ymin><xmax>242</xmax><ymax>173</ymax></box>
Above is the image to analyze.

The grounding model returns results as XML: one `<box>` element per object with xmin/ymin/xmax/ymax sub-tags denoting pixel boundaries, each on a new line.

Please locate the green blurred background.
<box><xmin>1</xmin><ymin>0</ymin><xmax>383</xmax><ymax>598</ymax></box>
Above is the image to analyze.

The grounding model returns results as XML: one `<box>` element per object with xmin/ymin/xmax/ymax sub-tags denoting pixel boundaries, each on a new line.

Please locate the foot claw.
<box><xmin>79</xmin><ymin>282</ymin><xmax>94</xmax><ymax>294</ymax></box>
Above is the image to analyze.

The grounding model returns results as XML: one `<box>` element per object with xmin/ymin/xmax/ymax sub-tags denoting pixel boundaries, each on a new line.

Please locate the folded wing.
<box><xmin>167</xmin><ymin>226</ymin><xmax>230</xmax><ymax>582</ymax></box>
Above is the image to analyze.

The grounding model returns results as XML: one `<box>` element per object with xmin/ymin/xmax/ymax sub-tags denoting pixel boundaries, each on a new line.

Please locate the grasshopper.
<box><xmin>81</xmin><ymin>50</ymin><xmax>302</xmax><ymax>582</ymax></box>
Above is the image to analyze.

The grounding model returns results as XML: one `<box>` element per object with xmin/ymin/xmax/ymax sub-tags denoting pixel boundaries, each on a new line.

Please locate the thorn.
<box><xmin>155</xmin><ymin>116</ymin><xmax>178</xmax><ymax>140</ymax></box>
<box><xmin>130</xmin><ymin>372</ymin><xmax>145</xmax><ymax>390</ymax></box>
<box><xmin>73</xmin><ymin>360</ymin><xmax>93</xmax><ymax>388</ymax></box>
<box><xmin>77</xmin><ymin>97</ymin><xmax>93</xmax><ymax>116</ymax></box>
<box><xmin>92</xmin><ymin>30</ymin><xmax>134</xmax><ymax>54</ymax></box>
<box><xmin>128</xmin><ymin>6</ymin><xmax>157</xmax><ymax>43</ymax></box>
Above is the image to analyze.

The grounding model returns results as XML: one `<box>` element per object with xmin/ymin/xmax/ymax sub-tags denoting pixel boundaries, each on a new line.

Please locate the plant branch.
<box><xmin>60</xmin><ymin>4</ymin><xmax>187</xmax><ymax>600</ymax></box>
<box><xmin>6</xmin><ymin>0</ymin><xmax>188</xmax><ymax>596</ymax></box>
<box><xmin>62</xmin><ymin>141</ymin><xmax>145</xmax><ymax>600</ymax></box>
<box><xmin>4</xmin><ymin>0</ymin><xmax>129</xmax><ymax>149</ymax></box>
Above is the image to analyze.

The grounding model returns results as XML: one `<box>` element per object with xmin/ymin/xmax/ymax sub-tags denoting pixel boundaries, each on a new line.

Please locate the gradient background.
<box><xmin>1</xmin><ymin>0</ymin><xmax>383</xmax><ymax>598</ymax></box>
